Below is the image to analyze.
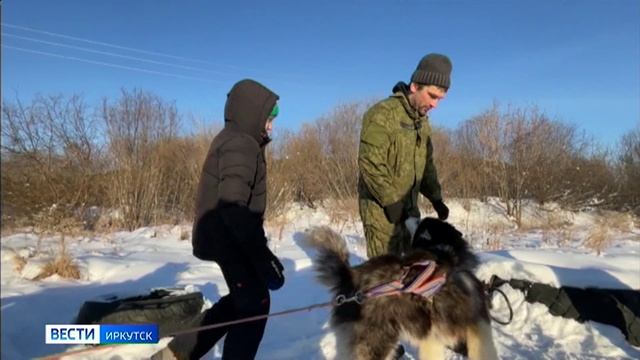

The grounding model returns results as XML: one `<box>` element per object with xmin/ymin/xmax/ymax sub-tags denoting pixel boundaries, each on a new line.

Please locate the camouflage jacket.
<box><xmin>358</xmin><ymin>82</ymin><xmax>442</xmax><ymax>223</ymax></box>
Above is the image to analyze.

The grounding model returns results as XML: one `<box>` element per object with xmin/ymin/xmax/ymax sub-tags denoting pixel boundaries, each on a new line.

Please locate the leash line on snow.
<box><xmin>166</xmin><ymin>300</ymin><xmax>335</xmax><ymax>337</ymax></box>
<box><xmin>37</xmin><ymin>300</ymin><xmax>336</xmax><ymax>360</ymax></box>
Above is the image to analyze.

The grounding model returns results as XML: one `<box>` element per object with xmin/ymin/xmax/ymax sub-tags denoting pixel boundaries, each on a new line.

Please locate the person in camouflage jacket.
<box><xmin>358</xmin><ymin>53</ymin><xmax>452</xmax><ymax>257</ymax></box>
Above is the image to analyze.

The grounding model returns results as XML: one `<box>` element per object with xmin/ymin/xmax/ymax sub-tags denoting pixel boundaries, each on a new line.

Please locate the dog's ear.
<box><xmin>444</xmin><ymin>221</ymin><xmax>463</xmax><ymax>239</ymax></box>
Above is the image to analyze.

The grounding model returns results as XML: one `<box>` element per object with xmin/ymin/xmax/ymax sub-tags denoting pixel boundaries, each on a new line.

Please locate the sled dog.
<box><xmin>305</xmin><ymin>217</ymin><xmax>498</xmax><ymax>360</ymax></box>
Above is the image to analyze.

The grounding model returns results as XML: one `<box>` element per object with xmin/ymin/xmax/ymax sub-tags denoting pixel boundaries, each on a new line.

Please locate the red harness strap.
<box><xmin>363</xmin><ymin>260</ymin><xmax>446</xmax><ymax>299</ymax></box>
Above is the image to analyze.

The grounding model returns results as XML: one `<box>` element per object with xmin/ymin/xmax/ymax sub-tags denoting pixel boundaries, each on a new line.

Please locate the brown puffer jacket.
<box><xmin>192</xmin><ymin>79</ymin><xmax>278</xmax><ymax>261</ymax></box>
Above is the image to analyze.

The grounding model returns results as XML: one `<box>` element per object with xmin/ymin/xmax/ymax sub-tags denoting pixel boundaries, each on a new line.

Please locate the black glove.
<box><xmin>384</xmin><ymin>200</ymin><xmax>407</xmax><ymax>224</ymax></box>
<box><xmin>255</xmin><ymin>246</ymin><xmax>285</xmax><ymax>290</ymax></box>
<box><xmin>218</xmin><ymin>202</ymin><xmax>285</xmax><ymax>290</ymax></box>
<box><xmin>432</xmin><ymin>200</ymin><xmax>449</xmax><ymax>220</ymax></box>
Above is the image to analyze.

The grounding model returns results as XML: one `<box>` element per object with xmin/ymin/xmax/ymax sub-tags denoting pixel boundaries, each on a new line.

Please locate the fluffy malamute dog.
<box><xmin>305</xmin><ymin>217</ymin><xmax>498</xmax><ymax>360</ymax></box>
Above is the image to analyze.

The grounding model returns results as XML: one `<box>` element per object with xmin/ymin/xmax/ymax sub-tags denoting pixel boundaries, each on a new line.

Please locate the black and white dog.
<box><xmin>305</xmin><ymin>217</ymin><xmax>498</xmax><ymax>360</ymax></box>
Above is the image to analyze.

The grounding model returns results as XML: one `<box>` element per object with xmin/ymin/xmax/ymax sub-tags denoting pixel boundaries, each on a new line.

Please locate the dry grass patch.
<box><xmin>482</xmin><ymin>223</ymin><xmax>507</xmax><ymax>250</ymax></box>
<box><xmin>12</xmin><ymin>251</ymin><xmax>27</xmax><ymax>273</ymax></box>
<box><xmin>33</xmin><ymin>235</ymin><xmax>81</xmax><ymax>280</ymax></box>
<box><xmin>327</xmin><ymin>198</ymin><xmax>359</xmax><ymax>234</ymax></box>
<box><xmin>34</xmin><ymin>251</ymin><xmax>81</xmax><ymax>280</ymax></box>
<box><xmin>180</xmin><ymin>229</ymin><xmax>190</xmax><ymax>241</ymax></box>
<box><xmin>556</xmin><ymin>227</ymin><xmax>575</xmax><ymax>247</ymax></box>
<box><xmin>601</xmin><ymin>211</ymin><xmax>634</xmax><ymax>233</ymax></box>
<box><xmin>542</xmin><ymin>227</ymin><xmax>575</xmax><ymax>247</ymax></box>
<box><xmin>584</xmin><ymin>220</ymin><xmax>611</xmax><ymax>255</ymax></box>
<box><xmin>464</xmin><ymin>220</ymin><xmax>508</xmax><ymax>251</ymax></box>
<box><xmin>583</xmin><ymin>211</ymin><xmax>634</xmax><ymax>254</ymax></box>
<box><xmin>265</xmin><ymin>214</ymin><xmax>288</xmax><ymax>243</ymax></box>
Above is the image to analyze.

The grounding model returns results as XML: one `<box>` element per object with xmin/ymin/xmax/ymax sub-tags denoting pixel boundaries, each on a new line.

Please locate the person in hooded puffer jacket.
<box><xmin>154</xmin><ymin>79</ymin><xmax>284</xmax><ymax>360</ymax></box>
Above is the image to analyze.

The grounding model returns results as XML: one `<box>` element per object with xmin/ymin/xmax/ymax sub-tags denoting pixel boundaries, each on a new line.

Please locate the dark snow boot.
<box><xmin>393</xmin><ymin>344</ymin><xmax>406</xmax><ymax>359</ymax></box>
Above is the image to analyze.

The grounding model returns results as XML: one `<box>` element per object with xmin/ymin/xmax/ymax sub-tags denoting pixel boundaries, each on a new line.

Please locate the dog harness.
<box><xmin>364</xmin><ymin>260</ymin><xmax>446</xmax><ymax>299</ymax></box>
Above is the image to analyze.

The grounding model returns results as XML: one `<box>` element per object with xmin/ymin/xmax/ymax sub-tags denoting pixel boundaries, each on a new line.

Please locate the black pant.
<box><xmin>169</xmin><ymin>243</ymin><xmax>270</xmax><ymax>359</ymax></box>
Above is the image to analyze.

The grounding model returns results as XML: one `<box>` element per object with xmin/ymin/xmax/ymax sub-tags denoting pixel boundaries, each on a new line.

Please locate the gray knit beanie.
<box><xmin>410</xmin><ymin>53</ymin><xmax>452</xmax><ymax>89</ymax></box>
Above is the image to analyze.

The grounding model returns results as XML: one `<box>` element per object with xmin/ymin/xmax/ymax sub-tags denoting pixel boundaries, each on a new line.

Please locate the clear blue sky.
<box><xmin>2</xmin><ymin>0</ymin><xmax>639</xmax><ymax>145</ymax></box>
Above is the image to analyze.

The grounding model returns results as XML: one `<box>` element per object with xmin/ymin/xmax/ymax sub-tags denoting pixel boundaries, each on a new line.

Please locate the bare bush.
<box><xmin>600</xmin><ymin>210</ymin><xmax>634</xmax><ymax>233</ymax></box>
<box><xmin>326</xmin><ymin>197</ymin><xmax>360</xmax><ymax>233</ymax></box>
<box><xmin>10</xmin><ymin>250</ymin><xmax>28</xmax><ymax>273</ymax></box>
<box><xmin>101</xmin><ymin>89</ymin><xmax>181</xmax><ymax>229</ymax></box>
<box><xmin>452</xmin><ymin>104</ymin><xmax>504</xmax><ymax>200</ymax></box>
<box><xmin>429</xmin><ymin>127</ymin><xmax>456</xmax><ymax>195</ymax></box>
<box><xmin>2</xmin><ymin>91</ymin><xmax>632</xmax><ymax>234</ymax></box>
<box><xmin>280</xmin><ymin>125</ymin><xmax>326</xmax><ymax>206</ymax></box>
<box><xmin>270</xmin><ymin>102</ymin><xmax>366</xmax><ymax>208</ymax></box>
<box><xmin>584</xmin><ymin>219</ymin><xmax>612</xmax><ymax>255</ymax></box>
<box><xmin>616</xmin><ymin>124</ymin><xmax>640</xmax><ymax>214</ymax></box>
<box><xmin>315</xmin><ymin>103</ymin><xmax>363</xmax><ymax>200</ymax></box>
<box><xmin>1</xmin><ymin>94</ymin><xmax>104</xmax><ymax>228</ymax></box>
<box><xmin>542</xmin><ymin>226</ymin><xmax>575</xmax><ymax>247</ymax></box>
<box><xmin>265</xmin><ymin>134</ymin><xmax>295</xmax><ymax>219</ymax></box>
<box><xmin>449</xmin><ymin>103</ymin><xmax>615</xmax><ymax>225</ymax></box>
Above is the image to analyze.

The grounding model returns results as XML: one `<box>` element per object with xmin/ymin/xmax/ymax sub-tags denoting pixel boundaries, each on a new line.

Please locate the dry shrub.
<box><xmin>541</xmin><ymin>228</ymin><xmax>554</xmax><ymax>245</ymax></box>
<box><xmin>266</xmin><ymin>102</ymin><xmax>365</xmax><ymax>211</ymax></box>
<box><xmin>615</xmin><ymin>125</ymin><xmax>640</xmax><ymax>215</ymax></box>
<box><xmin>477</xmin><ymin>223</ymin><xmax>506</xmax><ymax>250</ymax></box>
<box><xmin>461</xmin><ymin>198</ymin><xmax>473</xmax><ymax>213</ymax></box>
<box><xmin>522</xmin><ymin>208</ymin><xmax>572</xmax><ymax>232</ymax></box>
<box><xmin>280</xmin><ymin>125</ymin><xmax>327</xmax><ymax>206</ymax></box>
<box><xmin>4</xmin><ymin>92</ymin><xmax>633</xmax><ymax>232</ymax></box>
<box><xmin>265</xmin><ymin>215</ymin><xmax>288</xmax><ymax>243</ymax></box>
<box><xmin>22</xmin><ymin>205</ymin><xmax>85</xmax><ymax>280</ymax></box>
<box><xmin>33</xmin><ymin>233</ymin><xmax>80</xmax><ymax>280</ymax></box>
<box><xmin>556</xmin><ymin>227</ymin><xmax>575</xmax><ymax>247</ymax></box>
<box><xmin>265</xmin><ymin>137</ymin><xmax>295</xmax><ymax>220</ymax></box>
<box><xmin>484</xmin><ymin>233</ymin><xmax>503</xmax><ymax>251</ymax></box>
<box><xmin>570</xmin><ymin>211</ymin><xmax>632</xmax><ymax>256</ymax></box>
<box><xmin>327</xmin><ymin>197</ymin><xmax>360</xmax><ymax>233</ymax></box>
<box><xmin>93</xmin><ymin>210</ymin><xmax>120</xmax><ymax>233</ymax></box>
<box><xmin>584</xmin><ymin>220</ymin><xmax>611</xmax><ymax>255</ymax></box>
<box><xmin>2</xmin><ymin>94</ymin><xmax>105</xmax><ymax>230</ymax></box>
<box><xmin>102</xmin><ymin>89</ymin><xmax>184</xmax><ymax>229</ymax></box>
<box><xmin>449</xmin><ymin>103</ymin><xmax>614</xmax><ymax>223</ymax></box>
<box><xmin>12</xmin><ymin>251</ymin><xmax>27</xmax><ymax>273</ymax></box>
<box><xmin>34</xmin><ymin>251</ymin><xmax>80</xmax><ymax>280</ymax></box>
<box><xmin>541</xmin><ymin>227</ymin><xmax>575</xmax><ymax>247</ymax></box>
<box><xmin>600</xmin><ymin>211</ymin><xmax>634</xmax><ymax>233</ymax></box>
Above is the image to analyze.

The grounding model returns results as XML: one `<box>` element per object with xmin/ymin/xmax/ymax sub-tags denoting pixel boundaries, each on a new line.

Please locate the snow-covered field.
<box><xmin>1</xmin><ymin>199</ymin><xmax>639</xmax><ymax>359</ymax></box>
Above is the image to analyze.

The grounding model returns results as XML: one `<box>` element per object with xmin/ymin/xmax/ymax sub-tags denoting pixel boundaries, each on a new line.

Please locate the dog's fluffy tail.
<box><xmin>304</xmin><ymin>226</ymin><xmax>353</xmax><ymax>293</ymax></box>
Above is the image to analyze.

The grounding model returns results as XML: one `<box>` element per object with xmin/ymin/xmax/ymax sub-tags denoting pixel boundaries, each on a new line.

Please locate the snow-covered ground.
<box><xmin>1</xmin><ymin>199</ymin><xmax>639</xmax><ymax>359</ymax></box>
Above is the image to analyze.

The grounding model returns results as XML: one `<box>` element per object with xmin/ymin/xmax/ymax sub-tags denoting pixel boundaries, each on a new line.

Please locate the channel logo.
<box><xmin>45</xmin><ymin>324</ymin><xmax>159</xmax><ymax>344</ymax></box>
